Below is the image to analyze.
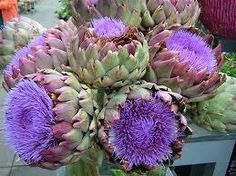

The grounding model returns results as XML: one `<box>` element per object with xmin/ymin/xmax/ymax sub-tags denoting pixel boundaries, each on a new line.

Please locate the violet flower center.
<box><xmin>4</xmin><ymin>80</ymin><xmax>57</xmax><ymax>164</ymax></box>
<box><xmin>166</xmin><ymin>30</ymin><xmax>216</xmax><ymax>73</ymax></box>
<box><xmin>110</xmin><ymin>94</ymin><xmax>178</xmax><ymax>167</ymax></box>
<box><xmin>91</xmin><ymin>17</ymin><xmax>126</xmax><ymax>38</ymax></box>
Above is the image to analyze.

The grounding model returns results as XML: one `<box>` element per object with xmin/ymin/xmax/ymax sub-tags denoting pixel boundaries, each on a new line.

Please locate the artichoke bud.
<box><xmin>4</xmin><ymin>69</ymin><xmax>99</xmax><ymax>169</ymax></box>
<box><xmin>3</xmin><ymin>18</ymin><xmax>77</xmax><ymax>91</ymax></box>
<box><xmin>69</xmin><ymin>17</ymin><xmax>149</xmax><ymax>89</ymax></box>
<box><xmin>145</xmin><ymin>26</ymin><xmax>226</xmax><ymax>103</ymax></box>
<box><xmin>97</xmin><ymin>81</ymin><xmax>190</xmax><ymax>172</ymax></box>
<box><xmin>193</xmin><ymin>76</ymin><xmax>236</xmax><ymax>132</ymax></box>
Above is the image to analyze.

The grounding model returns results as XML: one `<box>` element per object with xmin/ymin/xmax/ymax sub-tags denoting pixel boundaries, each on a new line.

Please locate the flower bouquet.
<box><xmin>1</xmin><ymin>0</ymin><xmax>232</xmax><ymax>175</ymax></box>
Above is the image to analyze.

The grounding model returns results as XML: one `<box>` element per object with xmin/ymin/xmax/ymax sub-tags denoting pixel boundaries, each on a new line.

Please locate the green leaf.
<box><xmin>221</xmin><ymin>53</ymin><xmax>236</xmax><ymax>77</ymax></box>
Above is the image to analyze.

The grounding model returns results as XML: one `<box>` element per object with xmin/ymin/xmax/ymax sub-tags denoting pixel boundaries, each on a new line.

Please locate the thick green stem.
<box><xmin>66</xmin><ymin>158</ymin><xmax>100</xmax><ymax>176</ymax></box>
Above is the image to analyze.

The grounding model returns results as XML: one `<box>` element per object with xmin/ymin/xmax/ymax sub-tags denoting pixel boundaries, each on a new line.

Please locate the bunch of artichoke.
<box><xmin>0</xmin><ymin>16</ymin><xmax>46</xmax><ymax>68</ymax></box>
<box><xmin>193</xmin><ymin>76</ymin><xmax>236</xmax><ymax>132</ymax></box>
<box><xmin>2</xmin><ymin>0</ymin><xmax>231</xmax><ymax>175</ymax></box>
<box><xmin>71</xmin><ymin>0</ymin><xmax>200</xmax><ymax>33</ymax></box>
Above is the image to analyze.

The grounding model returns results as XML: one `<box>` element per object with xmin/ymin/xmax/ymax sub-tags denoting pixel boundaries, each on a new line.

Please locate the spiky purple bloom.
<box><xmin>4</xmin><ymin>35</ymin><xmax>46</xmax><ymax>76</ymax></box>
<box><xmin>92</xmin><ymin>17</ymin><xmax>126</xmax><ymax>38</ymax></box>
<box><xmin>4</xmin><ymin>80</ymin><xmax>57</xmax><ymax>164</ymax></box>
<box><xmin>110</xmin><ymin>94</ymin><xmax>178</xmax><ymax>168</ymax></box>
<box><xmin>166</xmin><ymin>30</ymin><xmax>216</xmax><ymax>73</ymax></box>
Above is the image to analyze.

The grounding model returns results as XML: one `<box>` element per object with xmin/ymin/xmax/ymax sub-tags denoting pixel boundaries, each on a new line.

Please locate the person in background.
<box><xmin>0</xmin><ymin>10</ymin><xmax>3</xmax><ymax>30</ymax></box>
<box><xmin>0</xmin><ymin>0</ymin><xmax>18</xmax><ymax>24</ymax></box>
<box><xmin>0</xmin><ymin>0</ymin><xmax>18</xmax><ymax>42</ymax></box>
<box><xmin>0</xmin><ymin>10</ymin><xmax>3</xmax><ymax>42</ymax></box>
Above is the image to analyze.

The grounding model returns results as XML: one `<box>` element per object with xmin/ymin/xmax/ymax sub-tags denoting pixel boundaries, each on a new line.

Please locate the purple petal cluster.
<box><xmin>166</xmin><ymin>30</ymin><xmax>216</xmax><ymax>73</ymax></box>
<box><xmin>4</xmin><ymin>35</ymin><xmax>46</xmax><ymax>76</ymax></box>
<box><xmin>4</xmin><ymin>80</ymin><xmax>57</xmax><ymax>164</ymax></box>
<box><xmin>110</xmin><ymin>94</ymin><xmax>178</xmax><ymax>168</ymax></box>
<box><xmin>92</xmin><ymin>17</ymin><xmax>126</xmax><ymax>38</ymax></box>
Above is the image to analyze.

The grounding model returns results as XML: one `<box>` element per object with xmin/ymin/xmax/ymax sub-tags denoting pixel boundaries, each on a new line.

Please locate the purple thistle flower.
<box><xmin>166</xmin><ymin>30</ymin><xmax>216</xmax><ymax>73</ymax></box>
<box><xmin>4</xmin><ymin>35</ymin><xmax>46</xmax><ymax>76</ymax></box>
<box><xmin>110</xmin><ymin>94</ymin><xmax>178</xmax><ymax>168</ymax></box>
<box><xmin>4</xmin><ymin>80</ymin><xmax>57</xmax><ymax>164</ymax></box>
<box><xmin>92</xmin><ymin>17</ymin><xmax>126</xmax><ymax>38</ymax></box>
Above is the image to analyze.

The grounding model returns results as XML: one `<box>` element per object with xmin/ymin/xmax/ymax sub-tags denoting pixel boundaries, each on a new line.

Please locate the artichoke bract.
<box><xmin>98</xmin><ymin>81</ymin><xmax>190</xmax><ymax>171</ymax></box>
<box><xmin>193</xmin><ymin>76</ymin><xmax>236</xmax><ymax>132</ymax></box>
<box><xmin>4</xmin><ymin>69</ymin><xmax>98</xmax><ymax>169</ymax></box>
<box><xmin>3</xmin><ymin>18</ymin><xmax>77</xmax><ymax>91</ymax></box>
<box><xmin>0</xmin><ymin>16</ymin><xmax>46</xmax><ymax>68</ymax></box>
<box><xmin>68</xmin><ymin>17</ymin><xmax>149</xmax><ymax>89</ymax></box>
<box><xmin>71</xmin><ymin>0</ymin><xmax>200</xmax><ymax>34</ymax></box>
<box><xmin>145</xmin><ymin>26</ymin><xmax>226</xmax><ymax>102</ymax></box>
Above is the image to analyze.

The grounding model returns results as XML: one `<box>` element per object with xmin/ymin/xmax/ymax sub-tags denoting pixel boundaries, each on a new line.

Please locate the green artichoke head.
<box><xmin>24</xmin><ymin>69</ymin><xmax>99</xmax><ymax>169</ymax></box>
<box><xmin>193</xmin><ymin>75</ymin><xmax>236</xmax><ymax>132</ymax></box>
<box><xmin>145</xmin><ymin>26</ymin><xmax>226</xmax><ymax>103</ymax></box>
<box><xmin>0</xmin><ymin>16</ymin><xmax>46</xmax><ymax>68</ymax></box>
<box><xmin>97</xmin><ymin>81</ymin><xmax>191</xmax><ymax>171</ymax></box>
<box><xmin>68</xmin><ymin>17</ymin><xmax>149</xmax><ymax>89</ymax></box>
<box><xmin>3</xmin><ymin>18</ymin><xmax>78</xmax><ymax>91</ymax></box>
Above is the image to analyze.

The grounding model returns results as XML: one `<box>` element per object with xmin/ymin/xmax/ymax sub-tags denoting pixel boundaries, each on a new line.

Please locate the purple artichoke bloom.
<box><xmin>4</xmin><ymin>35</ymin><xmax>45</xmax><ymax>76</ymax></box>
<box><xmin>4</xmin><ymin>80</ymin><xmax>57</xmax><ymax>164</ymax></box>
<box><xmin>109</xmin><ymin>94</ymin><xmax>178</xmax><ymax>168</ymax></box>
<box><xmin>92</xmin><ymin>17</ymin><xmax>126</xmax><ymax>38</ymax></box>
<box><xmin>166</xmin><ymin>30</ymin><xmax>216</xmax><ymax>73</ymax></box>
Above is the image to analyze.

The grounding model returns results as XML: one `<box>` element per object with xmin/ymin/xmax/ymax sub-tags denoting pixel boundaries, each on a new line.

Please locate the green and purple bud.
<box><xmin>146</xmin><ymin>26</ymin><xmax>226</xmax><ymax>102</ymax></box>
<box><xmin>98</xmin><ymin>82</ymin><xmax>190</xmax><ymax>171</ymax></box>
<box><xmin>68</xmin><ymin>17</ymin><xmax>149</xmax><ymax>88</ymax></box>
<box><xmin>4</xmin><ymin>69</ymin><xmax>98</xmax><ymax>169</ymax></box>
<box><xmin>3</xmin><ymin>19</ymin><xmax>77</xmax><ymax>91</ymax></box>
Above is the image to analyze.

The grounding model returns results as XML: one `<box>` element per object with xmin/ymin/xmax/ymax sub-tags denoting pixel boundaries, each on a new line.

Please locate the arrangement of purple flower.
<box><xmin>1</xmin><ymin>1</ymin><xmax>227</xmax><ymax>174</ymax></box>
